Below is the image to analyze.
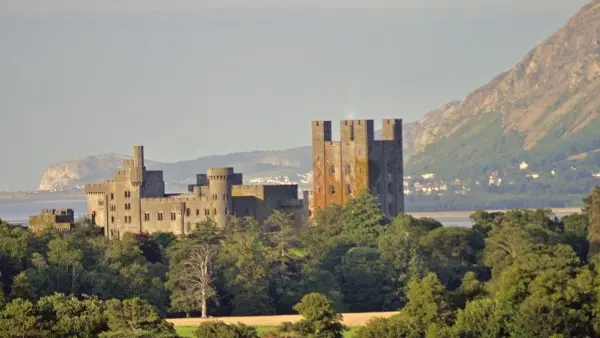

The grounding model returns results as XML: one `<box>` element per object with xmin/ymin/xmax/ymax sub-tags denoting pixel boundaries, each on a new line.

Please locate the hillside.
<box><xmin>403</xmin><ymin>0</ymin><xmax>600</xmax><ymax>200</ymax></box>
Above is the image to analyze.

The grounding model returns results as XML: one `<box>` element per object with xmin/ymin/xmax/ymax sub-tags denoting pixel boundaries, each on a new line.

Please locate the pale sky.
<box><xmin>0</xmin><ymin>0</ymin><xmax>591</xmax><ymax>191</ymax></box>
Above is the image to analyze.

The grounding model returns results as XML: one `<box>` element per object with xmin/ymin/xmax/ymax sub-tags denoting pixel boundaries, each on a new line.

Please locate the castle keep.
<box><xmin>310</xmin><ymin>119</ymin><xmax>404</xmax><ymax>219</ymax></box>
<box><xmin>84</xmin><ymin>146</ymin><xmax>304</xmax><ymax>239</ymax></box>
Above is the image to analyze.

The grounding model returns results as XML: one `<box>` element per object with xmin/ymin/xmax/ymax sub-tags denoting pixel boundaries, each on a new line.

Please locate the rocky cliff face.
<box><xmin>404</xmin><ymin>0</ymin><xmax>600</xmax><ymax>154</ymax></box>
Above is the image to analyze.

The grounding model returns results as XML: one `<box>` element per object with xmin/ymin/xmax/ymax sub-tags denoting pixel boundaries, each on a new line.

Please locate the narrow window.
<box><xmin>196</xmin><ymin>209</ymin><xmax>200</xmax><ymax>216</ymax></box>
<box><xmin>225</xmin><ymin>208</ymin><xmax>228</xmax><ymax>215</ymax></box>
<box><xmin>124</xmin><ymin>216</ymin><xmax>127</xmax><ymax>223</ymax></box>
<box><xmin>144</xmin><ymin>213</ymin><xmax>150</xmax><ymax>221</ymax></box>
<box><xmin>347</xmin><ymin>184</ymin><xmax>352</xmax><ymax>195</ymax></box>
<box><xmin>388</xmin><ymin>183</ymin><xmax>393</xmax><ymax>194</ymax></box>
<box><xmin>223</xmin><ymin>194</ymin><xmax>226</xmax><ymax>200</ymax></box>
<box><xmin>213</xmin><ymin>208</ymin><xmax>217</xmax><ymax>215</ymax></box>
<box><xmin>329</xmin><ymin>165</ymin><xmax>335</xmax><ymax>175</ymax></box>
<box><xmin>111</xmin><ymin>216</ymin><xmax>114</xmax><ymax>224</ymax></box>
<box><xmin>186</xmin><ymin>208</ymin><xmax>190</xmax><ymax>216</ymax></box>
<box><xmin>329</xmin><ymin>185</ymin><xmax>335</xmax><ymax>195</ymax></box>
<box><xmin>344</xmin><ymin>164</ymin><xmax>351</xmax><ymax>175</ymax></box>
<box><xmin>171</xmin><ymin>212</ymin><xmax>176</xmax><ymax>221</ymax></box>
<box><xmin>158</xmin><ymin>212</ymin><xmax>163</xmax><ymax>221</ymax></box>
<box><xmin>110</xmin><ymin>193</ymin><xmax>114</xmax><ymax>200</ymax></box>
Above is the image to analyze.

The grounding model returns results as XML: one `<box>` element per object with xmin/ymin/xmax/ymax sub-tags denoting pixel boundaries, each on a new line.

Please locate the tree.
<box><xmin>37</xmin><ymin>293</ymin><xmax>107</xmax><ymax>337</ymax></box>
<box><xmin>288</xmin><ymin>293</ymin><xmax>347</xmax><ymax>338</ymax></box>
<box><xmin>47</xmin><ymin>237</ymin><xmax>83</xmax><ymax>295</ymax></box>
<box><xmin>194</xmin><ymin>321</ymin><xmax>259</xmax><ymax>338</ymax></box>
<box><xmin>0</xmin><ymin>298</ymin><xmax>47</xmax><ymax>337</ymax></box>
<box><xmin>167</xmin><ymin>224</ymin><xmax>222</xmax><ymax>318</ymax></box>
<box><xmin>401</xmin><ymin>273</ymin><xmax>454</xmax><ymax>335</ymax></box>
<box><xmin>100</xmin><ymin>298</ymin><xmax>177</xmax><ymax>338</ymax></box>
<box><xmin>338</xmin><ymin>193</ymin><xmax>388</xmax><ymax>245</ymax></box>
<box><xmin>452</xmin><ymin>298</ymin><xmax>505</xmax><ymax>338</ymax></box>
<box><xmin>587</xmin><ymin>187</ymin><xmax>600</xmax><ymax>258</ymax></box>
<box><xmin>219</xmin><ymin>223</ymin><xmax>274</xmax><ymax>316</ymax></box>
<box><xmin>336</xmin><ymin>247</ymin><xmax>393</xmax><ymax>312</ymax></box>
<box><xmin>182</xmin><ymin>245</ymin><xmax>218</xmax><ymax>318</ymax></box>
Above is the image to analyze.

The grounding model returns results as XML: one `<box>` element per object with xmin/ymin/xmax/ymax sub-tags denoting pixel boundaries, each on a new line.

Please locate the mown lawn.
<box><xmin>175</xmin><ymin>326</ymin><xmax>359</xmax><ymax>337</ymax></box>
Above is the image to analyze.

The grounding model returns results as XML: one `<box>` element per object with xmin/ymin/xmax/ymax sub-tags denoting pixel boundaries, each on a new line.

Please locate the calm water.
<box><xmin>0</xmin><ymin>198</ymin><xmax>87</xmax><ymax>225</ymax></box>
<box><xmin>0</xmin><ymin>198</ymin><xmax>472</xmax><ymax>227</ymax></box>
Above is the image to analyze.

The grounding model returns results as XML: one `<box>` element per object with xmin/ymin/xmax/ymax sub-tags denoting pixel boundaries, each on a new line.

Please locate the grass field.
<box><xmin>175</xmin><ymin>326</ymin><xmax>360</xmax><ymax>337</ymax></box>
<box><xmin>170</xmin><ymin>311</ymin><xmax>396</xmax><ymax>337</ymax></box>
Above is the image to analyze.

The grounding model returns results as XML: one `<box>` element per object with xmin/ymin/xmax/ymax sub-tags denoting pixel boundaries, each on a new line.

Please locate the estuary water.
<box><xmin>0</xmin><ymin>198</ymin><xmax>87</xmax><ymax>226</ymax></box>
<box><xmin>0</xmin><ymin>197</ymin><xmax>473</xmax><ymax>227</ymax></box>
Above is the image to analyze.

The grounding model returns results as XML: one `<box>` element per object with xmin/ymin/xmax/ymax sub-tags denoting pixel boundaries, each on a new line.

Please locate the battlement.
<box><xmin>206</xmin><ymin>167</ymin><xmax>235</xmax><ymax>180</ymax></box>
<box><xmin>40</xmin><ymin>208</ymin><xmax>74</xmax><ymax>216</ymax></box>
<box><xmin>84</xmin><ymin>183</ymin><xmax>106</xmax><ymax>194</ymax></box>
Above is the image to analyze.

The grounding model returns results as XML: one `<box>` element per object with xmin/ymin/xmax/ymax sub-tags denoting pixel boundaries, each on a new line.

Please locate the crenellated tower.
<box><xmin>311</xmin><ymin>118</ymin><xmax>404</xmax><ymax>219</ymax></box>
<box><xmin>207</xmin><ymin>167</ymin><xmax>234</xmax><ymax>227</ymax></box>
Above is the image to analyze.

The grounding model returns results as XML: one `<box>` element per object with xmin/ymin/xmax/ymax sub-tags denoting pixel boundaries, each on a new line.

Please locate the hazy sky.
<box><xmin>0</xmin><ymin>0</ymin><xmax>591</xmax><ymax>191</ymax></box>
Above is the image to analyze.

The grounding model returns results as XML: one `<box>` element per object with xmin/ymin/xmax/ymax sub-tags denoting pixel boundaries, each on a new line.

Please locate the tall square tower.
<box><xmin>310</xmin><ymin>119</ymin><xmax>404</xmax><ymax>219</ymax></box>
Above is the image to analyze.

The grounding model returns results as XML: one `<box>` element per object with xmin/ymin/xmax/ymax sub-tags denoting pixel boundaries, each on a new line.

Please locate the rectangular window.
<box><xmin>144</xmin><ymin>213</ymin><xmax>150</xmax><ymax>221</ymax></box>
<box><xmin>171</xmin><ymin>212</ymin><xmax>176</xmax><ymax>221</ymax></box>
<box><xmin>158</xmin><ymin>212</ymin><xmax>163</xmax><ymax>221</ymax></box>
<box><xmin>124</xmin><ymin>216</ymin><xmax>127</xmax><ymax>223</ymax></box>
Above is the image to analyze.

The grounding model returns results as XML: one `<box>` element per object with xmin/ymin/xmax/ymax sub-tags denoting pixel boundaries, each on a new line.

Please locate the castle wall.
<box><xmin>86</xmin><ymin>146</ymin><xmax>306</xmax><ymax>238</ymax></box>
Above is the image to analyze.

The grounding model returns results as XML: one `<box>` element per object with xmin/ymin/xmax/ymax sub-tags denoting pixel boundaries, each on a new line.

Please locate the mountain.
<box><xmin>38</xmin><ymin>147</ymin><xmax>312</xmax><ymax>192</ymax></box>
<box><xmin>37</xmin><ymin>1</ymin><xmax>600</xmax><ymax>210</ymax></box>
<box><xmin>405</xmin><ymin>0</ymin><xmax>600</xmax><ymax>182</ymax></box>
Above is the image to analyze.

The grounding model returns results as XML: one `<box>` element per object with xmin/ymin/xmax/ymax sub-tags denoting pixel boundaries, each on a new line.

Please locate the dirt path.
<box><xmin>168</xmin><ymin>311</ymin><xmax>399</xmax><ymax>327</ymax></box>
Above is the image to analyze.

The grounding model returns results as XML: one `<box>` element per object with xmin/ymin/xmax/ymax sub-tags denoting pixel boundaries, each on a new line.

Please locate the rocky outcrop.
<box><xmin>403</xmin><ymin>0</ymin><xmax>600</xmax><ymax>152</ymax></box>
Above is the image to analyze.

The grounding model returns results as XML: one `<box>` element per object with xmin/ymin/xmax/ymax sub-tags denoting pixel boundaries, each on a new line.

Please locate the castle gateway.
<box><xmin>309</xmin><ymin>119</ymin><xmax>404</xmax><ymax>219</ymax></box>
<box><xmin>84</xmin><ymin>146</ymin><xmax>305</xmax><ymax>239</ymax></box>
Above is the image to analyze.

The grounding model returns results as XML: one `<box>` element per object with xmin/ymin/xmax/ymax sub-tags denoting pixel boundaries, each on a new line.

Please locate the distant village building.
<box><xmin>29</xmin><ymin>208</ymin><xmax>74</xmax><ymax>233</ymax></box>
<box><xmin>84</xmin><ymin>146</ymin><xmax>305</xmax><ymax>239</ymax></box>
<box><xmin>309</xmin><ymin>119</ymin><xmax>404</xmax><ymax>219</ymax></box>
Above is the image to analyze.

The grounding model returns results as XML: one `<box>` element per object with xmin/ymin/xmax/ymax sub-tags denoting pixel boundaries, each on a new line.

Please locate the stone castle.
<box><xmin>29</xmin><ymin>208</ymin><xmax>75</xmax><ymax>233</ymax></box>
<box><xmin>308</xmin><ymin>119</ymin><xmax>404</xmax><ymax>219</ymax></box>
<box><xmin>83</xmin><ymin>118</ymin><xmax>403</xmax><ymax>237</ymax></box>
<box><xmin>84</xmin><ymin>146</ymin><xmax>305</xmax><ymax>239</ymax></box>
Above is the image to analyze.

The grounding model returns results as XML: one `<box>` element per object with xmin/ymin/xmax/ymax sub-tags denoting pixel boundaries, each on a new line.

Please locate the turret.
<box><xmin>207</xmin><ymin>167</ymin><xmax>234</xmax><ymax>227</ymax></box>
<box><xmin>130</xmin><ymin>145</ymin><xmax>145</xmax><ymax>186</ymax></box>
<box><xmin>133</xmin><ymin>145</ymin><xmax>145</xmax><ymax>168</ymax></box>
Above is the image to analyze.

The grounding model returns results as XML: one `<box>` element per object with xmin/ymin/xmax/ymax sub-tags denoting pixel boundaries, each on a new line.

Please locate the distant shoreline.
<box><xmin>409</xmin><ymin>207</ymin><xmax>583</xmax><ymax>220</ymax></box>
<box><xmin>0</xmin><ymin>192</ymin><xmax>584</xmax><ymax>220</ymax></box>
